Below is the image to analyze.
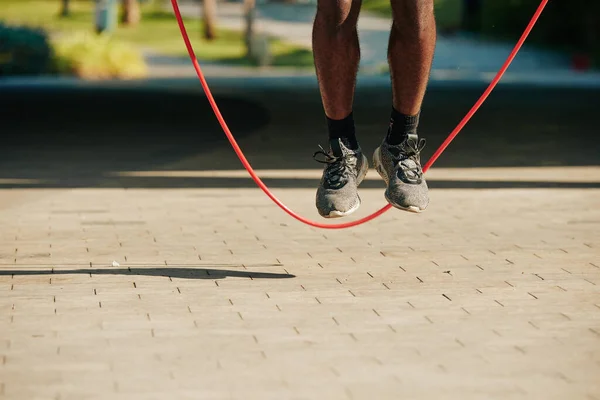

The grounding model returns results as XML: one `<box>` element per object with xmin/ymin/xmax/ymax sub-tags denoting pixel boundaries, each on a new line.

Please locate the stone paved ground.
<box><xmin>0</xmin><ymin>83</ymin><xmax>599</xmax><ymax>399</ymax></box>
<box><xmin>1</xmin><ymin>182</ymin><xmax>599</xmax><ymax>400</ymax></box>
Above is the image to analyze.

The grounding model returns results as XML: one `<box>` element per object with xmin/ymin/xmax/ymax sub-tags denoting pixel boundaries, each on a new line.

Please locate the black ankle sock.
<box><xmin>327</xmin><ymin>112</ymin><xmax>359</xmax><ymax>150</ymax></box>
<box><xmin>386</xmin><ymin>108</ymin><xmax>420</xmax><ymax>145</ymax></box>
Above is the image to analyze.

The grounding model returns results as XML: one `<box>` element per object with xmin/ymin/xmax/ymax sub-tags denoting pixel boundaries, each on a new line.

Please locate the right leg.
<box><xmin>312</xmin><ymin>0</ymin><xmax>368</xmax><ymax>219</ymax></box>
<box><xmin>312</xmin><ymin>0</ymin><xmax>362</xmax><ymax>149</ymax></box>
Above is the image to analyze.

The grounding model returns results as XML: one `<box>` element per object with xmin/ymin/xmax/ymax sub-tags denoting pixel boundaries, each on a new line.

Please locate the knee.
<box><xmin>391</xmin><ymin>0</ymin><xmax>435</xmax><ymax>35</ymax></box>
<box><xmin>316</xmin><ymin>0</ymin><xmax>359</xmax><ymax>31</ymax></box>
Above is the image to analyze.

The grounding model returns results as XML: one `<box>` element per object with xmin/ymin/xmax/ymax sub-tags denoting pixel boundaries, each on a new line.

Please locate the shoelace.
<box><xmin>313</xmin><ymin>145</ymin><xmax>356</xmax><ymax>189</ymax></box>
<box><xmin>393</xmin><ymin>137</ymin><xmax>427</xmax><ymax>180</ymax></box>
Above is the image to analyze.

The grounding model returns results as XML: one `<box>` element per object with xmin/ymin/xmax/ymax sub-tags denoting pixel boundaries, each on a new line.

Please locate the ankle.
<box><xmin>386</xmin><ymin>107</ymin><xmax>419</xmax><ymax>145</ymax></box>
<box><xmin>327</xmin><ymin>112</ymin><xmax>359</xmax><ymax>150</ymax></box>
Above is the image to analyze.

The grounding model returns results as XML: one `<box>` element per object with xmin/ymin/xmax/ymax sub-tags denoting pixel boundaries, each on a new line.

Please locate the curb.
<box><xmin>3</xmin><ymin>69</ymin><xmax>600</xmax><ymax>93</ymax></box>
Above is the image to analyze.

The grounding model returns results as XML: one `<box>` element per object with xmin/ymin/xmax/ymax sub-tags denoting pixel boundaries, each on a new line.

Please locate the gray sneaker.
<box><xmin>373</xmin><ymin>133</ymin><xmax>429</xmax><ymax>213</ymax></box>
<box><xmin>314</xmin><ymin>138</ymin><xmax>369</xmax><ymax>218</ymax></box>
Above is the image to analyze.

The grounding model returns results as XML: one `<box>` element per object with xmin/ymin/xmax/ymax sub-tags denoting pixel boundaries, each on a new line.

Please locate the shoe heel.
<box><xmin>356</xmin><ymin>154</ymin><xmax>369</xmax><ymax>185</ymax></box>
<box><xmin>372</xmin><ymin>148</ymin><xmax>387</xmax><ymax>184</ymax></box>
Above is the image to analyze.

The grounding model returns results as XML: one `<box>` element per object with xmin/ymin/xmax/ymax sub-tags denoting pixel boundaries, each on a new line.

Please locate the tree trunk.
<box><xmin>121</xmin><ymin>0</ymin><xmax>141</xmax><ymax>26</ymax></box>
<box><xmin>59</xmin><ymin>0</ymin><xmax>70</xmax><ymax>17</ymax></box>
<box><xmin>202</xmin><ymin>0</ymin><xmax>218</xmax><ymax>41</ymax></box>
<box><xmin>244</xmin><ymin>0</ymin><xmax>256</xmax><ymax>56</ymax></box>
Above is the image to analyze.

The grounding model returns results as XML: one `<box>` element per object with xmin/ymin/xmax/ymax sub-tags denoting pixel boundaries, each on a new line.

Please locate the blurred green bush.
<box><xmin>363</xmin><ymin>0</ymin><xmax>599</xmax><ymax>66</ymax></box>
<box><xmin>52</xmin><ymin>32</ymin><xmax>148</xmax><ymax>79</ymax></box>
<box><xmin>0</xmin><ymin>21</ymin><xmax>54</xmax><ymax>76</ymax></box>
<box><xmin>434</xmin><ymin>0</ymin><xmax>463</xmax><ymax>33</ymax></box>
<box><xmin>481</xmin><ymin>0</ymin><xmax>600</xmax><ymax>64</ymax></box>
<box><xmin>0</xmin><ymin>21</ymin><xmax>148</xmax><ymax>79</ymax></box>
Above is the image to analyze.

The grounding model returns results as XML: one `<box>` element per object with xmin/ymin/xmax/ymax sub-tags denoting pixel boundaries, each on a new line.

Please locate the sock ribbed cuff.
<box><xmin>327</xmin><ymin>112</ymin><xmax>358</xmax><ymax>150</ymax></box>
<box><xmin>387</xmin><ymin>108</ymin><xmax>419</xmax><ymax>145</ymax></box>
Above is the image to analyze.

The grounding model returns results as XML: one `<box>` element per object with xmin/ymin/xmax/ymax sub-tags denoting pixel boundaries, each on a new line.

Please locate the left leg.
<box><xmin>388</xmin><ymin>0</ymin><xmax>436</xmax><ymax>118</ymax></box>
<box><xmin>373</xmin><ymin>0</ymin><xmax>436</xmax><ymax>213</ymax></box>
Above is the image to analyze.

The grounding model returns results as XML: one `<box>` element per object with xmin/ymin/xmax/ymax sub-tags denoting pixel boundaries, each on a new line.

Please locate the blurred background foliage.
<box><xmin>0</xmin><ymin>0</ymin><xmax>598</xmax><ymax>78</ymax></box>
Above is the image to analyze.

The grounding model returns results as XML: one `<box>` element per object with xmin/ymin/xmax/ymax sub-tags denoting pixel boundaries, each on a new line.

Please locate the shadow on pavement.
<box><xmin>1</xmin><ymin>82</ymin><xmax>599</xmax><ymax>189</ymax></box>
<box><xmin>0</xmin><ymin>267</ymin><xmax>296</xmax><ymax>280</ymax></box>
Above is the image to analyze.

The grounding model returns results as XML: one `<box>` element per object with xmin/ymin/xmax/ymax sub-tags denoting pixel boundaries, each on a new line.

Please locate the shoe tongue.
<box><xmin>329</xmin><ymin>138</ymin><xmax>345</xmax><ymax>158</ymax></box>
<box><xmin>401</xmin><ymin>158</ymin><xmax>418</xmax><ymax>170</ymax></box>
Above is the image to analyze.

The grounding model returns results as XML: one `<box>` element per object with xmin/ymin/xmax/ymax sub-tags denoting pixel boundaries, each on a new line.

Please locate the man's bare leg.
<box><xmin>312</xmin><ymin>0</ymin><xmax>362</xmax><ymax>149</ymax></box>
<box><xmin>312</xmin><ymin>0</ymin><xmax>369</xmax><ymax>218</ymax></box>
<box><xmin>387</xmin><ymin>0</ymin><xmax>436</xmax><ymax>143</ymax></box>
<box><xmin>373</xmin><ymin>0</ymin><xmax>436</xmax><ymax>213</ymax></box>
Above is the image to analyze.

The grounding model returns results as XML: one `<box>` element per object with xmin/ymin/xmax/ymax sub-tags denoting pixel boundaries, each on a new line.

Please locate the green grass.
<box><xmin>0</xmin><ymin>0</ymin><xmax>314</xmax><ymax>67</ymax></box>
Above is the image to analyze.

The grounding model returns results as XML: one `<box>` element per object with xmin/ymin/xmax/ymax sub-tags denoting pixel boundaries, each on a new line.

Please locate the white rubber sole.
<box><xmin>373</xmin><ymin>146</ymin><xmax>425</xmax><ymax>214</ymax></box>
<box><xmin>320</xmin><ymin>154</ymin><xmax>369</xmax><ymax>219</ymax></box>
<box><xmin>324</xmin><ymin>201</ymin><xmax>361</xmax><ymax>218</ymax></box>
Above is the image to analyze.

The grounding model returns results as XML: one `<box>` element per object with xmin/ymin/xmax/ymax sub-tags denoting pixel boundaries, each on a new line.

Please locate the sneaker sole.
<box><xmin>323</xmin><ymin>201</ymin><xmax>361</xmax><ymax>218</ymax></box>
<box><xmin>373</xmin><ymin>146</ymin><xmax>425</xmax><ymax>214</ymax></box>
<box><xmin>320</xmin><ymin>154</ymin><xmax>369</xmax><ymax>219</ymax></box>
